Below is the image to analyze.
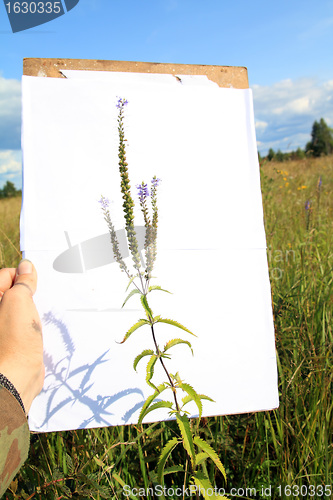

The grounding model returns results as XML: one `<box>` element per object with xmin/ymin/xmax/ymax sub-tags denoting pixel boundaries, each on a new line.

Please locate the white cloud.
<box><xmin>0</xmin><ymin>76</ymin><xmax>21</xmax><ymax>150</ymax></box>
<box><xmin>0</xmin><ymin>150</ymin><xmax>22</xmax><ymax>188</ymax></box>
<box><xmin>0</xmin><ymin>150</ymin><xmax>21</xmax><ymax>174</ymax></box>
<box><xmin>251</xmin><ymin>78</ymin><xmax>333</xmax><ymax>154</ymax></box>
<box><xmin>255</xmin><ymin>120</ymin><xmax>268</xmax><ymax>131</ymax></box>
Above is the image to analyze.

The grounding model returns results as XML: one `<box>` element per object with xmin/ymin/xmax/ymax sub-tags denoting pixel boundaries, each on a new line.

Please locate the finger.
<box><xmin>13</xmin><ymin>259</ymin><xmax>38</xmax><ymax>296</ymax></box>
<box><xmin>0</xmin><ymin>268</ymin><xmax>16</xmax><ymax>296</ymax></box>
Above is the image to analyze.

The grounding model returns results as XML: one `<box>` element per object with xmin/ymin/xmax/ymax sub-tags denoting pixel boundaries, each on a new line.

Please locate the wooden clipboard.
<box><xmin>23</xmin><ymin>58</ymin><xmax>248</xmax><ymax>89</ymax></box>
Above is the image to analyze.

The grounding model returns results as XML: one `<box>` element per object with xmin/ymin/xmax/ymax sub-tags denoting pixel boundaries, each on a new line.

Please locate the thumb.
<box><xmin>14</xmin><ymin>259</ymin><xmax>38</xmax><ymax>296</ymax></box>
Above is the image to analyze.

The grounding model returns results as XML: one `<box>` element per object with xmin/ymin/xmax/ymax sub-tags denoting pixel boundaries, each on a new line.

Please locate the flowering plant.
<box><xmin>100</xmin><ymin>98</ymin><xmax>228</xmax><ymax>497</ymax></box>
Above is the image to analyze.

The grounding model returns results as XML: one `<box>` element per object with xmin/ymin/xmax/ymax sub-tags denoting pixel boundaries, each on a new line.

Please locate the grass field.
<box><xmin>0</xmin><ymin>156</ymin><xmax>332</xmax><ymax>499</ymax></box>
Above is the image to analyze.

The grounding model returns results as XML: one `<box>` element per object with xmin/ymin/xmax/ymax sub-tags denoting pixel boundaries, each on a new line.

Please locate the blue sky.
<box><xmin>1</xmin><ymin>0</ymin><xmax>333</xmax><ymax>188</ymax></box>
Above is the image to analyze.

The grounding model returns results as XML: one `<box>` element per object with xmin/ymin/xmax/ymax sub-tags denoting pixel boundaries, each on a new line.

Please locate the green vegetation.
<box><xmin>0</xmin><ymin>180</ymin><xmax>21</xmax><ymax>199</ymax></box>
<box><xmin>306</xmin><ymin>118</ymin><xmax>333</xmax><ymax>157</ymax></box>
<box><xmin>0</xmin><ymin>155</ymin><xmax>332</xmax><ymax>499</ymax></box>
<box><xmin>261</xmin><ymin>118</ymin><xmax>333</xmax><ymax>162</ymax></box>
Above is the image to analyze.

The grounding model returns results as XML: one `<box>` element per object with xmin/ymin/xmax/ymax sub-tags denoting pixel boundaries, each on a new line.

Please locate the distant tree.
<box><xmin>267</xmin><ymin>148</ymin><xmax>275</xmax><ymax>161</ymax></box>
<box><xmin>0</xmin><ymin>181</ymin><xmax>20</xmax><ymax>199</ymax></box>
<box><xmin>275</xmin><ymin>149</ymin><xmax>285</xmax><ymax>162</ymax></box>
<box><xmin>305</xmin><ymin>118</ymin><xmax>333</xmax><ymax>157</ymax></box>
<box><xmin>295</xmin><ymin>147</ymin><xmax>305</xmax><ymax>159</ymax></box>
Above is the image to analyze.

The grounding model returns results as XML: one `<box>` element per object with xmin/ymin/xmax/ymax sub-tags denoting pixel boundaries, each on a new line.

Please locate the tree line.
<box><xmin>260</xmin><ymin>118</ymin><xmax>333</xmax><ymax>162</ymax></box>
<box><xmin>0</xmin><ymin>181</ymin><xmax>22</xmax><ymax>199</ymax></box>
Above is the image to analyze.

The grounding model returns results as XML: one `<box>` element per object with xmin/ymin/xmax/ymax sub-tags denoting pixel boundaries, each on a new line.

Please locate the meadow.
<box><xmin>0</xmin><ymin>155</ymin><xmax>332</xmax><ymax>499</ymax></box>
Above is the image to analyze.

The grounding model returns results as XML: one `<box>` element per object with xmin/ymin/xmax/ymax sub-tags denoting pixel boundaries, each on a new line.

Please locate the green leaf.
<box><xmin>122</xmin><ymin>288</ymin><xmax>141</xmax><ymax>308</ymax></box>
<box><xmin>138</xmin><ymin>383</ymin><xmax>167</xmax><ymax>425</ymax></box>
<box><xmin>179</xmin><ymin>383</ymin><xmax>203</xmax><ymax>419</ymax></box>
<box><xmin>146</xmin><ymin>354</ymin><xmax>158</xmax><ymax>389</ymax></box>
<box><xmin>198</xmin><ymin>394</ymin><xmax>215</xmax><ymax>403</ymax></box>
<box><xmin>125</xmin><ymin>275</ymin><xmax>137</xmax><ymax>292</ymax></box>
<box><xmin>182</xmin><ymin>393</ymin><xmax>215</xmax><ymax>408</ymax></box>
<box><xmin>155</xmin><ymin>318</ymin><xmax>196</xmax><ymax>336</ymax></box>
<box><xmin>194</xmin><ymin>436</ymin><xmax>227</xmax><ymax>483</ymax></box>
<box><xmin>140</xmin><ymin>400</ymin><xmax>173</xmax><ymax>422</ymax></box>
<box><xmin>192</xmin><ymin>472</ymin><xmax>230</xmax><ymax>500</ymax></box>
<box><xmin>176</xmin><ymin>413</ymin><xmax>196</xmax><ymax>467</ymax></box>
<box><xmin>133</xmin><ymin>349</ymin><xmax>154</xmax><ymax>371</ymax></box>
<box><xmin>157</xmin><ymin>437</ymin><xmax>179</xmax><ymax>486</ymax></box>
<box><xmin>141</xmin><ymin>294</ymin><xmax>154</xmax><ymax>321</ymax></box>
<box><xmin>118</xmin><ymin>319</ymin><xmax>149</xmax><ymax>344</ymax></box>
<box><xmin>162</xmin><ymin>465</ymin><xmax>184</xmax><ymax>475</ymax></box>
<box><xmin>148</xmin><ymin>285</ymin><xmax>172</xmax><ymax>294</ymax></box>
<box><xmin>163</xmin><ymin>338</ymin><xmax>193</xmax><ymax>355</ymax></box>
<box><xmin>196</xmin><ymin>452</ymin><xmax>209</xmax><ymax>466</ymax></box>
<box><xmin>112</xmin><ymin>472</ymin><xmax>139</xmax><ymax>500</ymax></box>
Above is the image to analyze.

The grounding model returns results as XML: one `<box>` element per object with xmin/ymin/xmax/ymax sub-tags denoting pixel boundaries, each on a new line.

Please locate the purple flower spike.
<box><xmin>116</xmin><ymin>97</ymin><xmax>128</xmax><ymax>109</ymax></box>
<box><xmin>99</xmin><ymin>196</ymin><xmax>110</xmax><ymax>209</ymax></box>
<box><xmin>137</xmin><ymin>183</ymin><xmax>150</xmax><ymax>198</ymax></box>
<box><xmin>151</xmin><ymin>177</ymin><xmax>161</xmax><ymax>187</ymax></box>
<box><xmin>305</xmin><ymin>200</ymin><xmax>310</xmax><ymax>211</ymax></box>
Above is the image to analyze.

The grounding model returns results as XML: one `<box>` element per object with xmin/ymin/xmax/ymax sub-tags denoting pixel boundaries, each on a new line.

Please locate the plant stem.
<box><xmin>150</xmin><ymin>324</ymin><xmax>180</xmax><ymax>413</ymax></box>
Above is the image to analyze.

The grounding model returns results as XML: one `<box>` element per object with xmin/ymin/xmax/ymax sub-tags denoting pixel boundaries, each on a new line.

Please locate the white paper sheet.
<box><xmin>21</xmin><ymin>72</ymin><xmax>278</xmax><ymax>432</ymax></box>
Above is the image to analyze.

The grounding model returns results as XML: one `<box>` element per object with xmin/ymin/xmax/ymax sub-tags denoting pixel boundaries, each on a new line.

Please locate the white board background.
<box><xmin>21</xmin><ymin>72</ymin><xmax>278</xmax><ymax>432</ymax></box>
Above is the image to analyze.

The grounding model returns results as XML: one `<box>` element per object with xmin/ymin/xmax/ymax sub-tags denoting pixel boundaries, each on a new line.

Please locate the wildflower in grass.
<box><xmin>317</xmin><ymin>175</ymin><xmax>322</xmax><ymax>209</ymax></box>
<box><xmin>305</xmin><ymin>200</ymin><xmax>312</xmax><ymax>231</ymax></box>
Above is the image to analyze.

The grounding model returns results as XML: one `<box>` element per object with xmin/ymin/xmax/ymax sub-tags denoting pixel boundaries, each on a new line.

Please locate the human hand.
<box><xmin>0</xmin><ymin>260</ymin><xmax>44</xmax><ymax>414</ymax></box>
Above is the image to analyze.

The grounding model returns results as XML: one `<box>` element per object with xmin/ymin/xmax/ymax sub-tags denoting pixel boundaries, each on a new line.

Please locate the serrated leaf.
<box><xmin>146</xmin><ymin>354</ymin><xmax>158</xmax><ymax>389</ymax></box>
<box><xmin>194</xmin><ymin>436</ymin><xmax>227</xmax><ymax>482</ymax></box>
<box><xmin>141</xmin><ymin>294</ymin><xmax>154</xmax><ymax>321</ymax></box>
<box><xmin>157</xmin><ymin>437</ymin><xmax>179</xmax><ymax>486</ymax></box>
<box><xmin>199</xmin><ymin>394</ymin><xmax>215</xmax><ymax>402</ymax></box>
<box><xmin>179</xmin><ymin>382</ymin><xmax>202</xmax><ymax>419</ymax></box>
<box><xmin>176</xmin><ymin>413</ymin><xmax>196</xmax><ymax>467</ymax></box>
<box><xmin>163</xmin><ymin>338</ymin><xmax>193</xmax><ymax>355</ymax></box>
<box><xmin>118</xmin><ymin>319</ymin><xmax>149</xmax><ymax>344</ymax></box>
<box><xmin>155</xmin><ymin>318</ymin><xmax>196</xmax><ymax>336</ymax></box>
<box><xmin>182</xmin><ymin>393</ymin><xmax>215</xmax><ymax>408</ymax></box>
<box><xmin>140</xmin><ymin>400</ymin><xmax>173</xmax><ymax>422</ymax></box>
<box><xmin>138</xmin><ymin>383</ymin><xmax>167</xmax><ymax>425</ymax></box>
<box><xmin>192</xmin><ymin>472</ymin><xmax>222</xmax><ymax>500</ymax></box>
<box><xmin>133</xmin><ymin>349</ymin><xmax>154</xmax><ymax>371</ymax></box>
<box><xmin>122</xmin><ymin>288</ymin><xmax>141</xmax><ymax>308</ymax></box>
<box><xmin>196</xmin><ymin>452</ymin><xmax>209</xmax><ymax>466</ymax></box>
<box><xmin>148</xmin><ymin>285</ymin><xmax>172</xmax><ymax>294</ymax></box>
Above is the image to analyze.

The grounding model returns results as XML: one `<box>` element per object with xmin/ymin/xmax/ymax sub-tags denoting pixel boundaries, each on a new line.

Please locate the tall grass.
<box><xmin>0</xmin><ymin>196</ymin><xmax>21</xmax><ymax>267</ymax></box>
<box><xmin>1</xmin><ymin>156</ymin><xmax>332</xmax><ymax>499</ymax></box>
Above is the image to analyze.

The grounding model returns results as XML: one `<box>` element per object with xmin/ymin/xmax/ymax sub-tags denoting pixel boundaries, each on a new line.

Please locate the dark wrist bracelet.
<box><xmin>0</xmin><ymin>372</ymin><xmax>26</xmax><ymax>414</ymax></box>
